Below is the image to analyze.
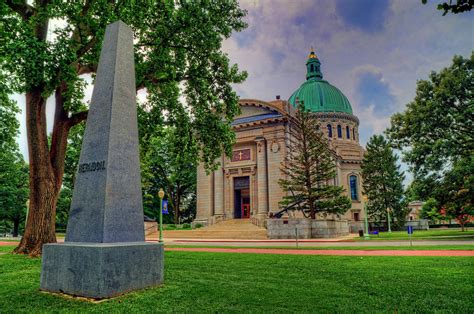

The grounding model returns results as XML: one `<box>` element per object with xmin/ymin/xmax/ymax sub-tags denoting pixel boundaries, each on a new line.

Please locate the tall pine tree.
<box><xmin>361</xmin><ymin>135</ymin><xmax>406</xmax><ymax>228</ymax></box>
<box><xmin>279</xmin><ymin>102</ymin><xmax>351</xmax><ymax>219</ymax></box>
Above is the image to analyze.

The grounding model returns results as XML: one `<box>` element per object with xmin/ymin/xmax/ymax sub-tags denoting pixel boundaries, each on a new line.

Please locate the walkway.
<box><xmin>165</xmin><ymin>247</ymin><xmax>474</xmax><ymax>257</ymax></box>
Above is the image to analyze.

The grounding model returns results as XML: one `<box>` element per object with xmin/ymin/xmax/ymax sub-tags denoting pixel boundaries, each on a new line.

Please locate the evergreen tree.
<box><xmin>279</xmin><ymin>102</ymin><xmax>351</xmax><ymax>219</ymax></box>
<box><xmin>361</xmin><ymin>135</ymin><xmax>406</xmax><ymax>229</ymax></box>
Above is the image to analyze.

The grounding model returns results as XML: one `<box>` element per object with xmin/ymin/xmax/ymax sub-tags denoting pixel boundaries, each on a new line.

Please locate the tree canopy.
<box><xmin>387</xmin><ymin>53</ymin><xmax>473</xmax><ymax>230</ymax></box>
<box><xmin>0</xmin><ymin>79</ymin><xmax>29</xmax><ymax>237</ymax></box>
<box><xmin>421</xmin><ymin>0</ymin><xmax>474</xmax><ymax>15</ymax></box>
<box><xmin>1</xmin><ymin>0</ymin><xmax>248</xmax><ymax>256</ymax></box>
<box><xmin>386</xmin><ymin>53</ymin><xmax>473</xmax><ymax>179</ymax></box>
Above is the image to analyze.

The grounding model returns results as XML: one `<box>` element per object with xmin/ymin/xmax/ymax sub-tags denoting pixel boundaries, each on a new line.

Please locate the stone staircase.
<box><xmin>148</xmin><ymin>219</ymin><xmax>268</xmax><ymax>240</ymax></box>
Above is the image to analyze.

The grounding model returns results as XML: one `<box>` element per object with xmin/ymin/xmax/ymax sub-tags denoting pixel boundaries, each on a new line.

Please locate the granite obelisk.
<box><xmin>40</xmin><ymin>21</ymin><xmax>163</xmax><ymax>299</ymax></box>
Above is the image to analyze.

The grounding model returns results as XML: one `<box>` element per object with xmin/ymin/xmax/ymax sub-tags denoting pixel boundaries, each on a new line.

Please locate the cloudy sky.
<box><xmin>222</xmin><ymin>0</ymin><xmax>473</xmax><ymax>145</ymax></box>
<box><xmin>14</xmin><ymin>0</ymin><xmax>473</xmax><ymax>183</ymax></box>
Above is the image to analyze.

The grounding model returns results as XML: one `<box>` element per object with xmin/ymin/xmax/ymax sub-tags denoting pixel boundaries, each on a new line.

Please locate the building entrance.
<box><xmin>234</xmin><ymin>176</ymin><xmax>251</xmax><ymax>219</ymax></box>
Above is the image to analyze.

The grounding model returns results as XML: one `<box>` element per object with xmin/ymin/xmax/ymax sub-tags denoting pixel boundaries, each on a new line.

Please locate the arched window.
<box><xmin>337</xmin><ymin>125</ymin><xmax>342</xmax><ymax>138</ymax></box>
<box><xmin>349</xmin><ymin>175</ymin><xmax>358</xmax><ymax>200</ymax></box>
<box><xmin>352</xmin><ymin>128</ymin><xmax>356</xmax><ymax>140</ymax></box>
<box><xmin>327</xmin><ymin>124</ymin><xmax>332</xmax><ymax>137</ymax></box>
<box><xmin>346</xmin><ymin>126</ymin><xmax>350</xmax><ymax>139</ymax></box>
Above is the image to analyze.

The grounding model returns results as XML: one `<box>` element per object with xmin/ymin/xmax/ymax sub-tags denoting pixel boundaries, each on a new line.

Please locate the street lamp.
<box><xmin>362</xmin><ymin>195</ymin><xmax>370</xmax><ymax>240</ymax></box>
<box><xmin>386</xmin><ymin>208</ymin><xmax>392</xmax><ymax>233</ymax></box>
<box><xmin>158</xmin><ymin>188</ymin><xmax>165</xmax><ymax>243</ymax></box>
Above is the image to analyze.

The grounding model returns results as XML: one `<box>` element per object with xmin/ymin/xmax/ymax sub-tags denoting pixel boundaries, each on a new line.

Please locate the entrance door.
<box><xmin>234</xmin><ymin>176</ymin><xmax>251</xmax><ymax>219</ymax></box>
<box><xmin>241</xmin><ymin>193</ymin><xmax>250</xmax><ymax>218</ymax></box>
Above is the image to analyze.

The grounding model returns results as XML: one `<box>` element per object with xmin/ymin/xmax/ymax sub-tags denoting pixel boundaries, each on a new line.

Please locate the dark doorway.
<box><xmin>234</xmin><ymin>176</ymin><xmax>250</xmax><ymax>219</ymax></box>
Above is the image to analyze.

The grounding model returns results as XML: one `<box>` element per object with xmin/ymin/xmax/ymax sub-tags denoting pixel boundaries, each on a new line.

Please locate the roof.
<box><xmin>288</xmin><ymin>51</ymin><xmax>353</xmax><ymax>115</ymax></box>
<box><xmin>232</xmin><ymin>112</ymin><xmax>282</xmax><ymax>126</ymax></box>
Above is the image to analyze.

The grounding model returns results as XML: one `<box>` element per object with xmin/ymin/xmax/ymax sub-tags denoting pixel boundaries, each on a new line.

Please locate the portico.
<box><xmin>195</xmin><ymin>99</ymin><xmax>289</xmax><ymax>225</ymax></box>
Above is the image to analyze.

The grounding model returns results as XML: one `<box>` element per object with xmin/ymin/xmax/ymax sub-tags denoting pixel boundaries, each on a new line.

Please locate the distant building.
<box><xmin>407</xmin><ymin>201</ymin><xmax>424</xmax><ymax>221</ymax></box>
<box><xmin>195</xmin><ymin>50</ymin><xmax>366</xmax><ymax>232</ymax></box>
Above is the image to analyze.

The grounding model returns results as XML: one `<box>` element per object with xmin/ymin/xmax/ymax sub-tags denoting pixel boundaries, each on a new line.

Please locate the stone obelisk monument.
<box><xmin>40</xmin><ymin>21</ymin><xmax>163</xmax><ymax>299</ymax></box>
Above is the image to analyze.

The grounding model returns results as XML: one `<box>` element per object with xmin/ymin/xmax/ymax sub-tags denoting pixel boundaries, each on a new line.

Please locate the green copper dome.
<box><xmin>288</xmin><ymin>50</ymin><xmax>353</xmax><ymax>114</ymax></box>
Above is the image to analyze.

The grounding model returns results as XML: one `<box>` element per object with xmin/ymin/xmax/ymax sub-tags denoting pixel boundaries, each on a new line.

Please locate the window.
<box><xmin>353</xmin><ymin>212</ymin><xmax>360</xmax><ymax>221</ymax></box>
<box><xmin>337</xmin><ymin>125</ymin><xmax>342</xmax><ymax>138</ymax></box>
<box><xmin>352</xmin><ymin>128</ymin><xmax>356</xmax><ymax>140</ymax></box>
<box><xmin>346</xmin><ymin>126</ymin><xmax>350</xmax><ymax>139</ymax></box>
<box><xmin>349</xmin><ymin>175</ymin><xmax>358</xmax><ymax>200</ymax></box>
<box><xmin>310</xmin><ymin>64</ymin><xmax>314</xmax><ymax>72</ymax></box>
<box><xmin>327</xmin><ymin>124</ymin><xmax>332</xmax><ymax>137</ymax></box>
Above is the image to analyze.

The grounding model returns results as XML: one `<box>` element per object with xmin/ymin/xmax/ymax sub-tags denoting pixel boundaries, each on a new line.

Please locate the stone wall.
<box><xmin>405</xmin><ymin>219</ymin><xmax>430</xmax><ymax>230</ymax></box>
<box><xmin>144</xmin><ymin>222</ymin><xmax>157</xmax><ymax>235</ymax></box>
<box><xmin>267</xmin><ymin>218</ymin><xmax>350</xmax><ymax>239</ymax></box>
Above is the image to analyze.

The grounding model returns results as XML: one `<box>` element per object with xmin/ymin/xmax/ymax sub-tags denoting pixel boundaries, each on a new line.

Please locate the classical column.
<box><xmin>214</xmin><ymin>157</ymin><xmax>224</xmax><ymax>220</ymax></box>
<box><xmin>224</xmin><ymin>169</ymin><xmax>231</xmax><ymax>218</ymax></box>
<box><xmin>255</xmin><ymin>138</ymin><xmax>268</xmax><ymax>217</ymax></box>
<box><xmin>196</xmin><ymin>162</ymin><xmax>212</xmax><ymax>224</ymax></box>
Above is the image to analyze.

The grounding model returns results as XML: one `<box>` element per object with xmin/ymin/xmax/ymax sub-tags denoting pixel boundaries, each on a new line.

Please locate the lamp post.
<box><xmin>25</xmin><ymin>200</ymin><xmax>30</xmax><ymax>227</ymax></box>
<box><xmin>387</xmin><ymin>208</ymin><xmax>392</xmax><ymax>233</ymax></box>
<box><xmin>158</xmin><ymin>188</ymin><xmax>165</xmax><ymax>243</ymax></box>
<box><xmin>362</xmin><ymin>195</ymin><xmax>370</xmax><ymax>240</ymax></box>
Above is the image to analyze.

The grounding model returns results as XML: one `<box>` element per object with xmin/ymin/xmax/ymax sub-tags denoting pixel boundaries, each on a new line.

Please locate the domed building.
<box><xmin>195</xmin><ymin>50</ymin><xmax>366</xmax><ymax>235</ymax></box>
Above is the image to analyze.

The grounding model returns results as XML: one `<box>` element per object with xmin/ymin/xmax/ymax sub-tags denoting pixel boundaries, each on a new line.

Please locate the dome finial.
<box><xmin>308</xmin><ymin>47</ymin><xmax>317</xmax><ymax>59</ymax></box>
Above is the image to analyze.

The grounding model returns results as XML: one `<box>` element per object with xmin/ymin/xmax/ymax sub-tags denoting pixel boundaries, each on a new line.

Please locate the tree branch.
<box><xmin>5</xmin><ymin>0</ymin><xmax>34</xmax><ymax>20</ymax></box>
<box><xmin>67</xmin><ymin>111</ymin><xmax>88</xmax><ymax>127</ymax></box>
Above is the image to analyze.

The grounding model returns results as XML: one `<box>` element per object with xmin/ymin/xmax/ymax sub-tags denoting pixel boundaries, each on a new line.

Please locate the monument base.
<box><xmin>40</xmin><ymin>242</ymin><xmax>163</xmax><ymax>299</ymax></box>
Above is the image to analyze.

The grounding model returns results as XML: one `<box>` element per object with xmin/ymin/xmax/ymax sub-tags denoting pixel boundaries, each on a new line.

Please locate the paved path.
<box><xmin>165</xmin><ymin>247</ymin><xmax>474</xmax><ymax>256</ymax></box>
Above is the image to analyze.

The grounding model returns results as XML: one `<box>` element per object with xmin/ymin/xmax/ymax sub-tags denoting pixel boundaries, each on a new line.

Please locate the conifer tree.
<box><xmin>279</xmin><ymin>102</ymin><xmax>351</xmax><ymax>219</ymax></box>
<box><xmin>361</xmin><ymin>135</ymin><xmax>407</xmax><ymax>228</ymax></box>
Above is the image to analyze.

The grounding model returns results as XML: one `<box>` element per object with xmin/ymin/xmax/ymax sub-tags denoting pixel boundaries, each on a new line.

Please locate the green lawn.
<box><xmin>166</xmin><ymin>244</ymin><xmax>474</xmax><ymax>250</ymax></box>
<box><xmin>0</xmin><ymin>249</ymin><xmax>473</xmax><ymax>312</ymax></box>
<box><xmin>356</xmin><ymin>229</ymin><xmax>474</xmax><ymax>241</ymax></box>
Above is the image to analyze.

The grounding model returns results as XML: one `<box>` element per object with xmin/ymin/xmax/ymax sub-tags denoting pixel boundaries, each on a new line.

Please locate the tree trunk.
<box><xmin>460</xmin><ymin>220</ymin><xmax>465</xmax><ymax>232</ymax></box>
<box><xmin>174</xmin><ymin>191</ymin><xmax>181</xmax><ymax>224</ymax></box>
<box><xmin>14</xmin><ymin>86</ymin><xmax>71</xmax><ymax>257</ymax></box>
<box><xmin>13</xmin><ymin>220</ymin><xmax>19</xmax><ymax>238</ymax></box>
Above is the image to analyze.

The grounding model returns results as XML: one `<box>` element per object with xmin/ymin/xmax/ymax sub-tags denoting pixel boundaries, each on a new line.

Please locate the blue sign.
<box><xmin>162</xmin><ymin>200</ymin><xmax>168</xmax><ymax>214</ymax></box>
<box><xmin>407</xmin><ymin>226</ymin><xmax>413</xmax><ymax>234</ymax></box>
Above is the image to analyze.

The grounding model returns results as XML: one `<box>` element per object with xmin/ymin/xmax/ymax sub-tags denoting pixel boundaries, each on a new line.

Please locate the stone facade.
<box><xmin>195</xmin><ymin>52</ymin><xmax>367</xmax><ymax>235</ymax></box>
<box><xmin>195</xmin><ymin>99</ymin><xmax>366</xmax><ymax>232</ymax></box>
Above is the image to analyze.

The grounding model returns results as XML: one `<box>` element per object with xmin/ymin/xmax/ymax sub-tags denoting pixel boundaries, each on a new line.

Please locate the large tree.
<box><xmin>386</xmin><ymin>54</ymin><xmax>473</xmax><ymax>225</ymax></box>
<box><xmin>361</xmin><ymin>135</ymin><xmax>407</xmax><ymax>229</ymax></box>
<box><xmin>141</xmin><ymin>125</ymin><xmax>197</xmax><ymax>225</ymax></box>
<box><xmin>0</xmin><ymin>151</ymin><xmax>29</xmax><ymax>237</ymax></box>
<box><xmin>1</xmin><ymin>1</ymin><xmax>247</xmax><ymax>256</ymax></box>
<box><xmin>279</xmin><ymin>102</ymin><xmax>351</xmax><ymax>219</ymax></box>
<box><xmin>428</xmin><ymin>157</ymin><xmax>473</xmax><ymax>231</ymax></box>
<box><xmin>0</xmin><ymin>78</ymin><xmax>29</xmax><ymax>237</ymax></box>
<box><xmin>387</xmin><ymin>53</ymin><xmax>473</xmax><ymax>180</ymax></box>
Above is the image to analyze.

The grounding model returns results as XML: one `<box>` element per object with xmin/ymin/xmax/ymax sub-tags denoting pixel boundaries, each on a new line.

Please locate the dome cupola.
<box><xmin>289</xmin><ymin>50</ymin><xmax>353</xmax><ymax>115</ymax></box>
<box><xmin>306</xmin><ymin>48</ymin><xmax>323</xmax><ymax>80</ymax></box>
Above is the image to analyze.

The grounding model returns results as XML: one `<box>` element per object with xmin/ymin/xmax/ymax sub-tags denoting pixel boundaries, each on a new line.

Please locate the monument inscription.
<box><xmin>78</xmin><ymin>160</ymin><xmax>106</xmax><ymax>173</ymax></box>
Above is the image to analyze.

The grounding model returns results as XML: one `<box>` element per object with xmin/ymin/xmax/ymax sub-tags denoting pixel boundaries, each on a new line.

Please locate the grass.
<box><xmin>0</xmin><ymin>250</ymin><xmax>473</xmax><ymax>312</ymax></box>
<box><xmin>165</xmin><ymin>244</ymin><xmax>474</xmax><ymax>251</ymax></box>
<box><xmin>163</xmin><ymin>224</ymin><xmax>192</xmax><ymax>231</ymax></box>
<box><xmin>355</xmin><ymin>229</ymin><xmax>474</xmax><ymax>241</ymax></box>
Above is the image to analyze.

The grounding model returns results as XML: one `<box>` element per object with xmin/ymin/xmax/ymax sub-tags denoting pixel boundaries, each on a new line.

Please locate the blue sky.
<box><xmin>13</xmin><ymin>0</ymin><xmax>473</xmax><ymax>184</ymax></box>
